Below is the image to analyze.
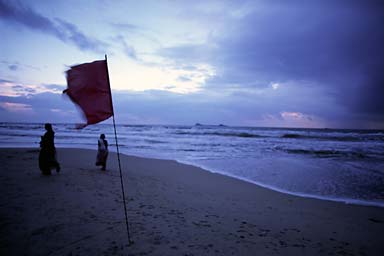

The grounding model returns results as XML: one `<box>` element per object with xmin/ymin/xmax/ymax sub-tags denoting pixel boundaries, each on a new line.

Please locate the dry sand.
<box><xmin>0</xmin><ymin>148</ymin><xmax>383</xmax><ymax>255</ymax></box>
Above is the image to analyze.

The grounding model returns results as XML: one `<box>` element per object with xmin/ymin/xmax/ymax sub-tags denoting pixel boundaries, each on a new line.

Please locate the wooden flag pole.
<box><xmin>105</xmin><ymin>54</ymin><xmax>133</xmax><ymax>245</ymax></box>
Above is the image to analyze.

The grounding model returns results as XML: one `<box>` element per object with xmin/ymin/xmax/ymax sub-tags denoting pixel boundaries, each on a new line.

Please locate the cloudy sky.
<box><xmin>0</xmin><ymin>0</ymin><xmax>383</xmax><ymax>128</ymax></box>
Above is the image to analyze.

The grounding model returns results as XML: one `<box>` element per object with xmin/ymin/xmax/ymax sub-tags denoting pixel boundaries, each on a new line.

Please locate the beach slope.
<box><xmin>0</xmin><ymin>148</ymin><xmax>383</xmax><ymax>255</ymax></box>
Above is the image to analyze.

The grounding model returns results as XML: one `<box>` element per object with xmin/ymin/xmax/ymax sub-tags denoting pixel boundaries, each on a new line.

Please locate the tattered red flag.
<box><xmin>64</xmin><ymin>59</ymin><xmax>113</xmax><ymax>128</ymax></box>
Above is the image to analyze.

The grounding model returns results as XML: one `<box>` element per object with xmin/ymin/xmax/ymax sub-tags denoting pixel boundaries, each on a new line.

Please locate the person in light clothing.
<box><xmin>96</xmin><ymin>134</ymin><xmax>108</xmax><ymax>170</ymax></box>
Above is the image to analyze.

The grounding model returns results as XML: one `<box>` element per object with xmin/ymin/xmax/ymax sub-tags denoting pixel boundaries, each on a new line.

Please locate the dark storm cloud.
<box><xmin>111</xmin><ymin>88</ymin><xmax>362</xmax><ymax>127</ymax></box>
<box><xmin>0</xmin><ymin>83</ymin><xmax>381</xmax><ymax>128</ymax></box>
<box><xmin>159</xmin><ymin>1</ymin><xmax>384</xmax><ymax>121</ymax></box>
<box><xmin>0</xmin><ymin>0</ymin><xmax>107</xmax><ymax>53</ymax></box>
<box><xmin>212</xmin><ymin>1</ymin><xmax>383</xmax><ymax>86</ymax></box>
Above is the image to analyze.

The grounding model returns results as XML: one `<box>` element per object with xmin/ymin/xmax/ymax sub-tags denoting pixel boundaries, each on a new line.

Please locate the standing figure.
<box><xmin>96</xmin><ymin>134</ymin><xmax>108</xmax><ymax>170</ymax></box>
<box><xmin>39</xmin><ymin>123</ymin><xmax>61</xmax><ymax>175</ymax></box>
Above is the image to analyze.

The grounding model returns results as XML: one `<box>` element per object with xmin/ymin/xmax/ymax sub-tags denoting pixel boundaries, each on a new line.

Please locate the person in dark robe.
<box><xmin>96</xmin><ymin>134</ymin><xmax>108</xmax><ymax>171</ymax></box>
<box><xmin>39</xmin><ymin>123</ymin><xmax>61</xmax><ymax>175</ymax></box>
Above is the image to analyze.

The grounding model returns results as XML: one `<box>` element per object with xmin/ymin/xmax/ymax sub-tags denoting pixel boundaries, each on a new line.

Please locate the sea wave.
<box><xmin>174</xmin><ymin>131</ymin><xmax>264</xmax><ymax>138</ymax></box>
<box><xmin>1</xmin><ymin>122</ymin><xmax>384</xmax><ymax>207</ymax></box>
<box><xmin>281</xmin><ymin>133</ymin><xmax>384</xmax><ymax>142</ymax></box>
<box><xmin>286</xmin><ymin>148</ymin><xmax>367</xmax><ymax>158</ymax></box>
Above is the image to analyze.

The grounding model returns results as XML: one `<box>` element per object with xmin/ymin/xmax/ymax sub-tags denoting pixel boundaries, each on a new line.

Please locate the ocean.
<box><xmin>1</xmin><ymin>122</ymin><xmax>383</xmax><ymax>207</ymax></box>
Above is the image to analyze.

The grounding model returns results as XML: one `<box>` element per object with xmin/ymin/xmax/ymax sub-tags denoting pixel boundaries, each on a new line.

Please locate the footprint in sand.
<box><xmin>368</xmin><ymin>218</ymin><xmax>382</xmax><ymax>223</ymax></box>
<box><xmin>192</xmin><ymin>220</ymin><xmax>211</xmax><ymax>228</ymax></box>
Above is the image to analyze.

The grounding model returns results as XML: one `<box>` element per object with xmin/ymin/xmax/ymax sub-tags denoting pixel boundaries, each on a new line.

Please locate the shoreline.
<box><xmin>1</xmin><ymin>145</ymin><xmax>384</xmax><ymax>208</ymax></box>
<box><xmin>1</xmin><ymin>147</ymin><xmax>383</xmax><ymax>255</ymax></box>
<box><xmin>70</xmin><ymin>147</ymin><xmax>384</xmax><ymax>208</ymax></box>
<box><xmin>54</xmin><ymin>146</ymin><xmax>384</xmax><ymax>208</ymax></box>
<box><xmin>175</xmin><ymin>159</ymin><xmax>384</xmax><ymax>208</ymax></box>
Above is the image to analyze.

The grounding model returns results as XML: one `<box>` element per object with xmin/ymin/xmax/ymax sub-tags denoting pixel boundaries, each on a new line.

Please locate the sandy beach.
<box><xmin>0</xmin><ymin>148</ymin><xmax>383</xmax><ymax>255</ymax></box>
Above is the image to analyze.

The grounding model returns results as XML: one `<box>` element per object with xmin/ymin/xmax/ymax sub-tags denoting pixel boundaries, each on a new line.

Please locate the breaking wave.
<box><xmin>281</xmin><ymin>133</ymin><xmax>384</xmax><ymax>142</ymax></box>
<box><xmin>286</xmin><ymin>149</ymin><xmax>367</xmax><ymax>159</ymax></box>
<box><xmin>174</xmin><ymin>131</ymin><xmax>264</xmax><ymax>138</ymax></box>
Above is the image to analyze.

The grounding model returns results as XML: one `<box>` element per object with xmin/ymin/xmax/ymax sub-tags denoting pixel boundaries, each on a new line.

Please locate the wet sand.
<box><xmin>0</xmin><ymin>148</ymin><xmax>383</xmax><ymax>255</ymax></box>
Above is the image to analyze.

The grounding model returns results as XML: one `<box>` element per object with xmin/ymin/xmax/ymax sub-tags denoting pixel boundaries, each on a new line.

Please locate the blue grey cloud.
<box><xmin>8</xmin><ymin>64</ymin><xmax>18</xmax><ymax>70</ymax></box>
<box><xmin>12</xmin><ymin>84</ymin><xmax>36</xmax><ymax>94</ymax></box>
<box><xmin>0</xmin><ymin>78</ymin><xmax>12</xmax><ymax>83</ymax></box>
<box><xmin>1</xmin><ymin>1</ymin><xmax>383</xmax><ymax>128</ymax></box>
<box><xmin>1</xmin><ymin>61</ymin><xmax>19</xmax><ymax>71</ymax></box>
<box><xmin>114</xmin><ymin>35</ymin><xmax>137</xmax><ymax>59</ymax></box>
<box><xmin>110</xmin><ymin>22</ymin><xmax>141</xmax><ymax>32</ymax></box>
<box><xmin>1</xmin><ymin>61</ymin><xmax>40</xmax><ymax>71</ymax></box>
<box><xmin>0</xmin><ymin>0</ymin><xmax>107</xmax><ymax>53</ymax></box>
<box><xmin>42</xmin><ymin>83</ymin><xmax>65</xmax><ymax>92</ymax></box>
<box><xmin>158</xmin><ymin>1</ymin><xmax>384</xmax><ymax>122</ymax></box>
<box><xmin>0</xmin><ymin>84</ymin><xmax>382</xmax><ymax>128</ymax></box>
<box><xmin>177</xmin><ymin>76</ymin><xmax>192</xmax><ymax>82</ymax></box>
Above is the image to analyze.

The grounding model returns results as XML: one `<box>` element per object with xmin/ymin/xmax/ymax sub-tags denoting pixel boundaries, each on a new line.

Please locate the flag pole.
<box><xmin>105</xmin><ymin>54</ymin><xmax>133</xmax><ymax>245</ymax></box>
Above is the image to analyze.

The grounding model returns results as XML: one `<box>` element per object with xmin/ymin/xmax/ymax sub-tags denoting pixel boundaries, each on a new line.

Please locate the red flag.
<box><xmin>64</xmin><ymin>60</ymin><xmax>113</xmax><ymax>127</ymax></box>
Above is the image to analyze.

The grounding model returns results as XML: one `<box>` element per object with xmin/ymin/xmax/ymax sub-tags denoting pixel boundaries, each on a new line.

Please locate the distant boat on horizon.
<box><xmin>194</xmin><ymin>123</ymin><xmax>227</xmax><ymax>127</ymax></box>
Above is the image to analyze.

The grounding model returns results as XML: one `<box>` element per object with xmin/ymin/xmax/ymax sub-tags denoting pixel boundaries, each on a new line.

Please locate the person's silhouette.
<box><xmin>39</xmin><ymin>123</ymin><xmax>60</xmax><ymax>175</ymax></box>
<box><xmin>96</xmin><ymin>134</ymin><xmax>108</xmax><ymax>171</ymax></box>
